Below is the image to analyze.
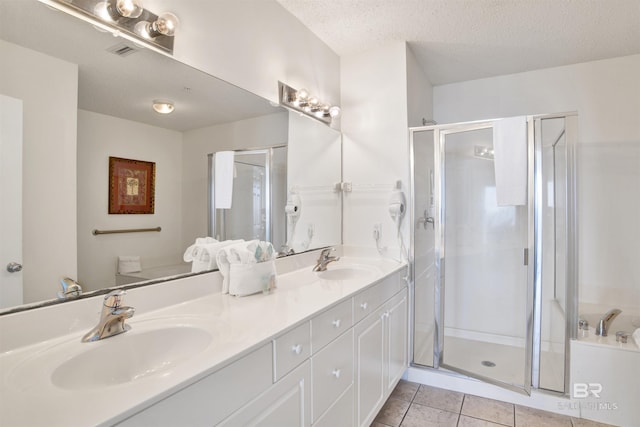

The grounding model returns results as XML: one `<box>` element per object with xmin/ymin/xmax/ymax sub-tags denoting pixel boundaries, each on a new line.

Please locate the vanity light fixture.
<box><xmin>41</xmin><ymin>0</ymin><xmax>179</xmax><ymax>54</ymax></box>
<box><xmin>278</xmin><ymin>81</ymin><xmax>340</xmax><ymax>125</ymax></box>
<box><xmin>152</xmin><ymin>99</ymin><xmax>174</xmax><ymax>114</ymax></box>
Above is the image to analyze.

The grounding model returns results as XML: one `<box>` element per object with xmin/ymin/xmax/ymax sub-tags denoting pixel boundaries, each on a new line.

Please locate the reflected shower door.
<box><xmin>438</xmin><ymin>124</ymin><xmax>533</xmax><ymax>394</ymax></box>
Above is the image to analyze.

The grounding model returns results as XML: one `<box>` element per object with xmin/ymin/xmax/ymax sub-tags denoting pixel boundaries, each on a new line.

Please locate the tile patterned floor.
<box><xmin>372</xmin><ymin>381</ymin><xmax>616</xmax><ymax>427</ymax></box>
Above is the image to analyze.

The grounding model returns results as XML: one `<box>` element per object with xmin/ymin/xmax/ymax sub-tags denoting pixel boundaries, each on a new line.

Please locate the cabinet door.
<box><xmin>385</xmin><ymin>289</ymin><xmax>408</xmax><ymax>393</ymax></box>
<box><xmin>218</xmin><ymin>361</ymin><xmax>311</xmax><ymax>427</ymax></box>
<box><xmin>354</xmin><ymin>305</ymin><xmax>386</xmax><ymax>427</ymax></box>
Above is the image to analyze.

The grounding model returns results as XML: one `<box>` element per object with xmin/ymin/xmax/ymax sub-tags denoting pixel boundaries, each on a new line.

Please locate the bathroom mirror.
<box><xmin>0</xmin><ymin>0</ymin><xmax>342</xmax><ymax>312</ymax></box>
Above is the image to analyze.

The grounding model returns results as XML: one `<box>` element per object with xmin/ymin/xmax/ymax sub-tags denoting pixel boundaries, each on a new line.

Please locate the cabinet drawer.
<box><xmin>311</xmin><ymin>298</ymin><xmax>353</xmax><ymax>352</ymax></box>
<box><xmin>116</xmin><ymin>343</ymin><xmax>273</xmax><ymax>427</ymax></box>
<box><xmin>354</xmin><ymin>272</ymin><xmax>405</xmax><ymax>323</ymax></box>
<box><xmin>311</xmin><ymin>329</ymin><xmax>354</xmax><ymax>422</ymax></box>
<box><xmin>274</xmin><ymin>321</ymin><xmax>311</xmax><ymax>382</ymax></box>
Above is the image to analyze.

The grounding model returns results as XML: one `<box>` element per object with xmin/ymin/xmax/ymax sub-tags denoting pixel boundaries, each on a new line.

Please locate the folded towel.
<box><xmin>190</xmin><ymin>239</ymin><xmax>243</xmax><ymax>273</ymax></box>
<box><xmin>493</xmin><ymin>116</ymin><xmax>527</xmax><ymax>206</ymax></box>
<box><xmin>216</xmin><ymin>240</ymin><xmax>277</xmax><ymax>295</ymax></box>
<box><xmin>183</xmin><ymin>237</ymin><xmax>218</xmax><ymax>262</ymax></box>
<box><xmin>214</xmin><ymin>151</ymin><xmax>235</xmax><ymax>209</ymax></box>
<box><xmin>117</xmin><ymin>255</ymin><xmax>141</xmax><ymax>274</ymax></box>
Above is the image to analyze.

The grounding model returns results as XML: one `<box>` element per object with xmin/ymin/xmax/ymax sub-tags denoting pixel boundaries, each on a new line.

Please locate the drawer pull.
<box><xmin>332</xmin><ymin>369</ymin><xmax>341</xmax><ymax>379</ymax></box>
<box><xmin>360</xmin><ymin>302</ymin><xmax>368</xmax><ymax>310</ymax></box>
<box><xmin>291</xmin><ymin>344</ymin><xmax>303</xmax><ymax>355</ymax></box>
<box><xmin>332</xmin><ymin>319</ymin><xmax>342</xmax><ymax>328</ymax></box>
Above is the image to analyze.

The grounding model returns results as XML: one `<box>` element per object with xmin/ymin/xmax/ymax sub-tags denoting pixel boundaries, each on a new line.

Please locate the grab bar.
<box><xmin>92</xmin><ymin>227</ymin><xmax>161</xmax><ymax>235</ymax></box>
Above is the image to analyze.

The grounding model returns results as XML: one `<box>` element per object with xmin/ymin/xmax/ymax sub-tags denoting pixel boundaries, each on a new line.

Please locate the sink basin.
<box><xmin>51</xmin><ymin>326</ymin><xmax>212</xmax><ymax>390</ymax></box>
<box><xmin>9</xmin><ymin>320</ymin><xmax>215</xmax><ymax>392</ymax></box>
<box><xmin>317</xmin><ymin>264</ymin><xmax>378</xmax><ymax>281</ymax></box>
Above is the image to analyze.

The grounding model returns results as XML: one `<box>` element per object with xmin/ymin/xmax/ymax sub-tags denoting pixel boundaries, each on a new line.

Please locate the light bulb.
<box><xmin>93</xmin><ymin>1</ymin><xmax>112</xmax><ymax>20</ymax></box>
<box><xmin>152</xmin><ymin>99</ymin><xmax>174</xmax><ymax>114</ymax></box>
<box><xmin>296</xmin><ymin>88</ymin><xmax>309</xmax><ymax>101</ymax></box>
<box><xmin>329</xmin><ymin>106</ymin><xmax>341</xmax><ymax>118</ymax></box>
<box><xmin>148</xmin><ymin>12</ymin><xmax>179</xmax><ymax>37</ymax></box>
<box><xmin>308</xmin><ymin>97</ymin><xmax>319</xmax><ymax>107</ymax></box>
<box><xmin>116</xmin><ymin>0</ymin><xmax>144</xmax><ymax>18</ymax></box>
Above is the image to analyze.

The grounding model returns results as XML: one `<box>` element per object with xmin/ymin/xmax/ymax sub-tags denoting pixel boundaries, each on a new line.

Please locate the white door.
<box><xmin>0</xmin><ymin>94</ymin><xmax>23</xmax><ymax>308</ymax></box>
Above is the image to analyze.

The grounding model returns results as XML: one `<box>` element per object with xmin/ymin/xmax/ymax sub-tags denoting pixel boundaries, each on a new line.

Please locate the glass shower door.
<box><xmin>438</xmin><ymin>123</ymin><xmax>533</xmax><ymax>394</ymax></box>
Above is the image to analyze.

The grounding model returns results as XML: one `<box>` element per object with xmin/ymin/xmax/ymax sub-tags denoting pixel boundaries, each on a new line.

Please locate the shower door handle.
<box><xmin>523</xmin><ymin>248</ymin><xmax>528</xmax><ymax>266</ymax></box>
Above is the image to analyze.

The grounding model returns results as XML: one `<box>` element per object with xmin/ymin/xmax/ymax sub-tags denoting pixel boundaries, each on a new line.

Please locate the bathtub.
<box><xmin>571</xmin><ymin>308</ymin><xmax>640</xmax><ymax>426</ymax></box>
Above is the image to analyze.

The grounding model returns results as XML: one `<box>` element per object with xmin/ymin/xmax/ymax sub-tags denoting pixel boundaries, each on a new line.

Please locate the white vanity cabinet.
<box><xmin>354</xmin><ymin>286</ymin><xmax>408</xmax><ymax>427</ymax></box>
<box><xmin>116</xmin><ymin>268</ymin><xmax>407</xmax><ymax>427</ymax></box>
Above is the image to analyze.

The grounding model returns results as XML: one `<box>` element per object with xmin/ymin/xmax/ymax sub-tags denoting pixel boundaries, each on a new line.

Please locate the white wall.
<box><xmin>147</xmin><ymin>0</ymin><xmax>340</xmax><ymax>107</ymax></box>
<box><xmin>181</xmin><ymin>112</ymin><xmax>288</xmax><ymax>250</ymax></box>
<box><xmin>287</xmin><ymin>113</ymin><xmax>342</xmax><ymax>252</ymax></box>
<box><xmin>433</xmin><ymin>54</ymin><xmax>640</xmax><ymax>314</ymax></box>
<box><xmin>77</xmin><ymin>110</ymin><xmax>183</xmax><ymax>290</ymax></box>
<box><xmin>0</xmin><ymin>40</ymin><xmax>78</xmax><ymax>303</ymax></box>
<box><xmin>341</xmin><ymin>42</ymin><xmax>433</xmax><ymax>256</ymax></box>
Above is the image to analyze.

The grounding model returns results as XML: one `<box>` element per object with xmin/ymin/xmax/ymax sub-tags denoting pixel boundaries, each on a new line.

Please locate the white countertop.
<box><xmin>0</xmin><ymin>255</ymin><xmax>405</xmax><ymax>427</ymax></box>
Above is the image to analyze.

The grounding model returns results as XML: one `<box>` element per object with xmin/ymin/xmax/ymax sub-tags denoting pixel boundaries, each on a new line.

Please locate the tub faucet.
<box><xmin>595</xmin><ymin>308</ymin><xmax>622</xmax><ymax>337</ymax></box>
<box><xmin>313</xmin><ymin>247</ymin><xmax>340</xmax><ymax>272</ymax></box>
<box><xmin>82</xmin><ymin>289</ymin><xmax>135</xmax><ymax>342</ymax></box>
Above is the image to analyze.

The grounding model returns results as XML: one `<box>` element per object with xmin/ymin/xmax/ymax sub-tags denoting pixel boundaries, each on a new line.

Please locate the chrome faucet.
<box><xmin>82</xmin><ymin>289</ymin><xmax>135</xmax><ymax>342</ymax></box>
<box><xmin>313</xmin><ymin>247</ymin><xmax>340</xmax><ymax>272</ymax></box>
<box><xmin>595</xmin><ymin>308</ymin><xmax>622</xmax><ymax>337</ymax></box>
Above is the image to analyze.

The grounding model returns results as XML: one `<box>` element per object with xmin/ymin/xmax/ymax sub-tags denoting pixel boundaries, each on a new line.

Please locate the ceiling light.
<box><xmin>152</xmin><ymin>99</ymin><xmax>174</xmax><ymax>114</ymax></box>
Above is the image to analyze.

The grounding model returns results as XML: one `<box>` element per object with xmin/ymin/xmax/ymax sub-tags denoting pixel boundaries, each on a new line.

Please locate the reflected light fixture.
<box><xmin>42</xmin><ymin>0</ymin><xmax>179</xmax><ymax>54</ymax></box>
<box><xmin>278</xmin><ymin>81</ymin><xmax>340</xmax><ymax>125</ymax></box>
<box><xmin>152</xmin><ymin>99</ymin><xmax>174</xmax><ymax>114</ymax></box>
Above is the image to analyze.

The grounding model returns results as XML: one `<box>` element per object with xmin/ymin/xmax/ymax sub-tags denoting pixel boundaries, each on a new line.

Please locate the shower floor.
<box><xmin>413</xmin><ymin>330</ymin><xmax>564</xmax><ymax>392</ymax></box>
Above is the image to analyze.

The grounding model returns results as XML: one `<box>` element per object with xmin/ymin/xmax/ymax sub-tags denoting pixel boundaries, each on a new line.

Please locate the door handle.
<box><xmin>6</xmin><ymin>262</ymin><xmax>22</xmax><ymax>273</ymax></box>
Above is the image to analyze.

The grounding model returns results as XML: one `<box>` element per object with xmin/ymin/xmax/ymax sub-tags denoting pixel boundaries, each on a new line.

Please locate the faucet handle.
<box><xmin>103</xmin><ymin>289</ymin><xmax>127</xmax><ymax>309</ymax></box>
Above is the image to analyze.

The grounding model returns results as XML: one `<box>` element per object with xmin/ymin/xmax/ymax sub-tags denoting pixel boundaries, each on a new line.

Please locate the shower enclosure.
<box><xmin>410</xmin><ymin>113</ymin><xmax>577</xmax><ymax>395</ymax></box>
<box><xmin>208</xmin><ymin>146</ymin><xmax>287</xmax><ymax>250</ymax></box>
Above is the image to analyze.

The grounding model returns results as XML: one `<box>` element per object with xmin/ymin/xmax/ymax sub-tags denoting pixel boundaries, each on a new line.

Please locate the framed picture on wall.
<box><xmin>108</xmin><ymin>156</ymin><xmax>156</xmax><ymax>214</ymax></box>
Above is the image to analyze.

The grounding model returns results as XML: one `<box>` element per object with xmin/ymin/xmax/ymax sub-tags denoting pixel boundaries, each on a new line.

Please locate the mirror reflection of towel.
<box><xmin>493</xmin><ymin>116</ymin><xmax>527</xmax><ymax>206</ymax></box>
<box><xmin>214</xmin><ymin>151</ymin><xmax>235</xmax><ymax>209</ymax></box>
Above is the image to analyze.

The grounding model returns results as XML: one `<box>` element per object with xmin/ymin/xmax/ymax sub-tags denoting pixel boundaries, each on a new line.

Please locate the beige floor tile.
<box><xmin>514</xmin><ymin>405</ymin><xmax>572</xmax><ymax>427</ymax></box>
<box><xmin>371</xmin><ymin>422</ymin><xmax>393</xmax><ymax>427</ymax></box>
<box><xmin>571</xmin><ymin>417</ymin><xmax>616</xmax><ymax>427</ymax></box>
<box><xmin>390</xmin><ymin>380</ymin><xmax>420</xmax><ymax>402</ymax></box>
<box><xmin>413</xmin><ymin>384</ymin><xmax>465</xmax><ymax>413</ymax></box>
<box><xmin>461</xmin><ymin>395</ymin><xmax>514</xmax><ymax>426</ymax></box>
<box><xmin>373</xmin><ymin>397</ymin><xmax>411</xmax><ymax>427</ymax></box>
<box><xmin>400</xmin><ymin>403</ymin><xmax>459</xmax><ymax>427</ymax></box>
<box><xmin>458</xmin><ymin>415</ymin><xmax>510</xmax><ymax>427</ymax></box>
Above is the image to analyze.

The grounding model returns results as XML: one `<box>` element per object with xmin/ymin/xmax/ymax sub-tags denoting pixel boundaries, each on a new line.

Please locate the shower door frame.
<box><xmin>409</xmin><ymin>113</ymin><xmax>578</xmax><ymax>396</ymax></box>
<box><xmin>410</xmin><ymin>118</ymin><xmax>537</xmax><ymax>396</ymax></box>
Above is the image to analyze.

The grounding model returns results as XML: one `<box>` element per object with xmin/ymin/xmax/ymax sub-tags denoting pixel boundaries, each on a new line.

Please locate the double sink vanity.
<box><xmin>0</xmin><ymin>248</ymin><xmax>408</xmax><ymax>426</ymax></box>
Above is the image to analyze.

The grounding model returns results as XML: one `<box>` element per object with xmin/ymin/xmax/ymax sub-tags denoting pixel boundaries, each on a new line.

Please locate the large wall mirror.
<box><xmin>0</xmin><ymin>0</ymin><xmax>342</xmax><ymax>312</ymax></box>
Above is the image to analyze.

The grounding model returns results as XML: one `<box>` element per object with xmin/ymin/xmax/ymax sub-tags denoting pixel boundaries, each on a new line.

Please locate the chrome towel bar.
<box><xmin>92</xmin><ymin>227</ymin><xmax>161</xmax><ymax>235</ymax></box>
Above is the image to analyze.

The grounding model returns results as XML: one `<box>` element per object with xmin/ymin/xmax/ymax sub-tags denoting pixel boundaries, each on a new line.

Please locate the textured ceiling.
<box><xmin>276</xmin><ymin>0</ymin><xmax>640</xmax><ymax>85</ymax></box>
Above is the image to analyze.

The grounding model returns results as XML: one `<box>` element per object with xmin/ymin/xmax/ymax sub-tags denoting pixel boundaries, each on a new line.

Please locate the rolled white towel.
<box><xmin>216</xmin><ymin>240</ymin><xmax>258</xmax><ymax>293</ymax></box>
<box><xmin>191</xmin><ymin>240</ymin><xmax>243</xmax><ymax>273</ymax></box>
<box><xmin>183</xmin><ymin>237</ymin><xmax>218</xmax><ymax>262</ymax></box>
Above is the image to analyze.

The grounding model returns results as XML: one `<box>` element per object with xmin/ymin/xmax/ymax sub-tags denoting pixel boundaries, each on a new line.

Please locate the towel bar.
<box><xmin>92</xmin><ymin>227</ymin><xmax>161</xmax><ymax>235</ymax></box>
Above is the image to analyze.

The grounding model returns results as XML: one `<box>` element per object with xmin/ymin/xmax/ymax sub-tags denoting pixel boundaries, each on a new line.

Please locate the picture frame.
<box><xmin>108</xmin><ymin>156</ymin><xmax>156</xmax><ymax>214</ymax></box>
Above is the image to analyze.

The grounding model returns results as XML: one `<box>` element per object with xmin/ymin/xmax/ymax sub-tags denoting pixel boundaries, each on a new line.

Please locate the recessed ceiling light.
<box><xmin>152</xmin><ymin>99</ymin><xmax>174</xmax><ymax>114</ymax></box>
